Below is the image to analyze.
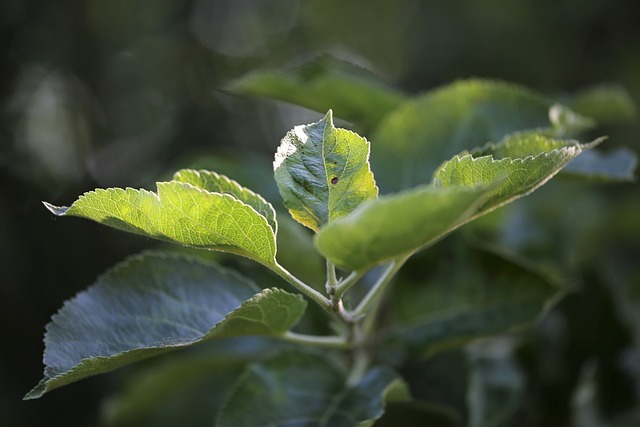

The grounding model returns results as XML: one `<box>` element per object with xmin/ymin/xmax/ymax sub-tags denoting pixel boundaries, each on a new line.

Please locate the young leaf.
<box><xmin>434</xmin><ymin>135</ymin><xmax>602</xmax><ymax>219</ymax></box>
<box><xmin>314</xmin><ymin>186</ymin><xmax>489</xmax><ymax>271</ymax></box>
<box><xmin>173</xmin><ymin>168</ymin><xmax>277</xmax><ymax>233</ymax></box>
<box><xmin>25</xmin><ymin>252</ymin><xmax>306</xmax><ymax>399</ymax></box>
<box><xmin>370</xmin><ymin>79</ymin><xmax>591</xmax><ymax>192</ymax></box>
<box><xmin>227</xmin><ymin>54</ymin><xmax>406</xmax><ymax>129</ymax></box>
<box><xmin>217</xmin><ymin>351</ymin><xmax>409</xmax><ymax>427</ymax></box>
<box><xmin>274</xmin><ymin>110</ymin><xmax>378</xmax><ymax>232</ymax></box>
<box><xmin>44</xmin><ymin>177</ymin><xmax>277</xmax><ymax>265</ymax></box>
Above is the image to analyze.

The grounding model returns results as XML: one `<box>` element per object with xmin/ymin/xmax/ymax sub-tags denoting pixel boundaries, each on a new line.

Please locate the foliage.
<box><xmin>29</xmin><ymin>63</ymin><xmax>638</xmax><ymax>427</ymax></box>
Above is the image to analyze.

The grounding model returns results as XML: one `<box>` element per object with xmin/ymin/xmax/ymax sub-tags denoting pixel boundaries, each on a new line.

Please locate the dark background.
<box><xmin>2</xmin><ymin>0</ymin><xmax>639</xmax><ymax>425</ymax></box>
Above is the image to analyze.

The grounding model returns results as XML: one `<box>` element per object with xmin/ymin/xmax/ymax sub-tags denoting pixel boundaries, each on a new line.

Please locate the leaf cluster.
<box><xmin>29</xmin><ymin>57</ymin><xmax>637</xmax><ymax>426</ymax></box>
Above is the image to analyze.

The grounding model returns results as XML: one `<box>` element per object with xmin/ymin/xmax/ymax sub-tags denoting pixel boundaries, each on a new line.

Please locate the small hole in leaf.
<box><xmin>331</xmin><ymin>177</ymin><xmax>339</xmax><ymax>185</ymax></box>
<box><xmin>332</xmin><ymin>161</ymin><xmax>337</xmax><ymax>165</ymax></box>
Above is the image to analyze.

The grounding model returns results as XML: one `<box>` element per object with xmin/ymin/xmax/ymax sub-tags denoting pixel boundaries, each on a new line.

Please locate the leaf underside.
<box><xmin>43</xmin><ymin>170</ymin><xmax>277</xmax><ymax>265</ymax></box>
<box><xmin>315</xmin><ymin>186</ymin><xmax>489</xmax><ymax>271</ymax></box>
<box><xmin>217</xmin><ymin>351</ymin><xmax>409</xmax><ymax>427</ymax></box>
<box><xmin>274</xmin><ymin>110</ymin><xmax>378</xmax><ymax>232</ymax></box>
<box><xmin>26</xmin><ymin>252</ymin><xmax>306</xmax><ymax>399</ymax></box>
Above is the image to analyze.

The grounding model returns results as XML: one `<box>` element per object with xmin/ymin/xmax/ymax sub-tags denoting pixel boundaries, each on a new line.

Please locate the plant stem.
<box><xmin>352</xmin><ymin>254</ymin><xmax>411</xmax><ymax>320</ymax></box>
<box><xmin>334</xmin><ymin>271</ymin><xmax>363</xmax><ymax>298</ymax></box>
<box><xmin>326</xmin><ymin>260</ymin><xmax>338</xmax><ymax>294</ymax></box>
<box><xmin>346</xmin><ymin>322</ymin><xmax>369</xmax><ymax>386</ymax></box>
<box><xmin>325</xmin><ymin>261</ymin><xmax>356</xmax><ymax>323</ymax></box>
<box><xmin>273</xmin><ymin>262</ymin><xmax>332</xmax><ymax>313</ymax></box>
<box><xmin>283</xmin><ymin>331</ymin><xmax>350</xmax><ymax>349</ymax></box>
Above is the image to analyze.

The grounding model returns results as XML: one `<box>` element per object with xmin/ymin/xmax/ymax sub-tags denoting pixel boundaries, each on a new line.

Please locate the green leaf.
<box><xmin>25</xmin><ymin>252</ymin><xmax>306</xmax><ymax>399</ymax></box>
<box><xmin>217</xmin><ymin>351</ymin><xmax>409</xmax><ymax>427</ymax></box>
<box><xmin>562</xmin><ymin>147</ymin><xmax>637</xmax><ymax>182</ymax></box>
<box><xmin>370</xmin><ymin>79</ymin><xmax>590</xmax><ymax>192</ymax></box>
<box><xmin>434</xmin><ymin>134</ymin><xmax>601</xmax><ymax>219</ymax></box>
<box><xmin>386</xmin><ymin>241</ymin><xmax>561</xmax><ymax>356</ymax></box>
<box><xmin>173</xmin><ymin>168</ymin><xmax>277</xmax><ymax>233</ymax></box>
<box><xmin>103</xmin><ymin>338</ymin><xmax>293</xmax><ymax>427</ymax></box>
<box><xmin>274</xmin><ymin>110</ymin><xmax>378</xmax><ymax>232</ymax></box>
<box><xmin>567</xmin><ymin>84</ymin><xmax>637</xmax><ymax>124</ymax></box>
<box><xmin>227</xmin><ymin>55</ymin><xmax>406</xmax><ymax>129</ymax></box>
<box><xmin>44</xmin><ymin>175</ymin><xmax>277</xmax><ymax>265</ymax></box>
<box><xmin>314</xmin><ymin>186</ymin><xmax>489</xmax><ymax>271</ymax></box>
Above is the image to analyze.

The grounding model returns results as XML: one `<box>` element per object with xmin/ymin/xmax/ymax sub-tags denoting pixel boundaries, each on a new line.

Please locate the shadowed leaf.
<box><xmin>26</xmin><ymin>252</ymin><xmax>306</xmax><ymax>399</ymax></box>
<box><xmin>217</xmin><ymin>351</ymin><xmax>409</xmax><ymax>427</ymax></box>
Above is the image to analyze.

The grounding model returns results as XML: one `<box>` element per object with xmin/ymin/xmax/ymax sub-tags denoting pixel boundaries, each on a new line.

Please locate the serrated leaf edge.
<box><xmin>173</xmin><ymin>169</ymin><xmax>278</xmax><ymax>235</ymax></box>
<box><xmin>26</xmin><ymin>251</ymin><xmax>304</xmax><ymax>399</ymax></box>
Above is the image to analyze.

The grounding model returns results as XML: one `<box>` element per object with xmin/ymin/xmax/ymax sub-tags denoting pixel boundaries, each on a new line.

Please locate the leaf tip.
<box><xmin>324</xmin><ymin>109</ymin><xmax>334</xmax><ymax>124</ymax></box>
<box><xmin>583</xmin><ymin>135</ymin><xmax>608</xmax><ymax>150</ymax></box>
<box><xmin>23</xmin><ymin>379</ymin><xmax>47</xmax><ymax>400</ymax></box>
<box><xmin>43</xmin><ymin>201</ymin><xmax>69</xmax><ymax>216</ymax></box>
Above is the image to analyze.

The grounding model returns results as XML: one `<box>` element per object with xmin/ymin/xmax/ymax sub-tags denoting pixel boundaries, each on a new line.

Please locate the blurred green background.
<box><xmin>1</xmin><ymin>0</ymin><xmax>639</xmax><ymax>426</ymax></box>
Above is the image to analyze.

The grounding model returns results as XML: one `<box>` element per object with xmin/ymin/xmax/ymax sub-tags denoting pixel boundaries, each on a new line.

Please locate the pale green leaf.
<box><xmin>217</xmin><ymin>351</ymin><xmax>409</xmax><ymax>427</ymax></box>
<box><xmin>386</xmin><ymin>241</ymin><xmax>560</xmax><ymax>356</ymax></box>
<box><xmin>25</xmin><ymin>252</ymin><xmax>306</xmax><ymax>399</ymax></box>
<box><xmin>434</xmin><ymin>134</ymin><xmax>601</xmax><ymax>219</ymax></box>
<box><xmin>370</xmin><ymin>79</ymin><xmax>591</xmax><ymax>192</ymax></box>
<box><xmin>172</xmin><ymin>168</ymin><xmax>277</xmax><ymax>233</ymax></box>
<box><xmin>314</xmin><ymin>186</ymin><xmax>489</xmax><ymax>271</ymax></box>
<box><xmin>274</xmin><ymin>110</ymin><xmax>378</xmax><ymax>232</ymax></box>
<box><xmin>227</xmin><ymin>55</ymin><xmax>406</xmax><ymax>129</ymax></box>
<box><xmin>44</xmin><ymin>177</ymin><xmax>277</xmax><ymax>265</ymax></box>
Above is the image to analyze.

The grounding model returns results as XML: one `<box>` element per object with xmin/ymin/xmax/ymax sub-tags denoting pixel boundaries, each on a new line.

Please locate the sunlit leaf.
<box><xmin>217</xmin><ymin>350</ymin><xmax>409</xmax><ymax>427</ymax></box>
<box><xmin>25</xmin><ymin>252</ymin><xmax>306</xmax><ymax>399</ymax></box>
<box><xmin>173</xmin><ymin>168</ymin><xmax>277</xmax><ymax>233</ymax></box>
<box><xmin>274</xmin><ymin>110</ymin><xmax>378</xmax><ymax>232</ymax></box>
<box><xmin>44</xmin><ymin>176</ymin><xmax>277</xmax><ymax>265</ymax></box>
<box><xmin>434</xmin><ymin>134</ymin><xmax>602</xmax><ymax>219</ymax></box>
<box><xmin>370</xmin><ymin>79</ymin><xmax>591</xmax><ymax>192</ymax></box>
<box><xmin>315</xmin><ymin>185</ymin><xmax>489</xmax><ymax>271</ymax></box>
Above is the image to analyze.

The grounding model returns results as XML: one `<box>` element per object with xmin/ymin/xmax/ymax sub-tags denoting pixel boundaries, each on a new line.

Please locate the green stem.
<box><xmin>352</xmin><ymin>254</ymin><xmax>411</xmax><ymax>320</ymax></box>
<box><xmin>273</xmin><ymin>262</ymin><xmax>332</xmax><ymax>313</ymax></box>
<box><xmin>346</xmin><ymin>322</ymin><xmax>369</xmax><ymax>386</ymax></box>
<box><xmin>334</xmin><ymin>271</ymin><xmax>364</xmax><ymax>298</ymax></box>
<box><xmin>283</xmin><ymin>331</ymin><xmax>350</xmax><ymax>349</ymax></box>
<box><xmin>326</xmin><ymin>260</ymin><xmax>338</xmax><ymax>293</ymax></box>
